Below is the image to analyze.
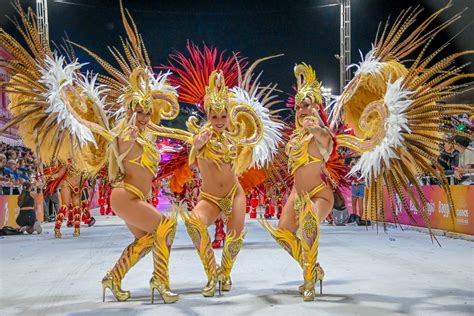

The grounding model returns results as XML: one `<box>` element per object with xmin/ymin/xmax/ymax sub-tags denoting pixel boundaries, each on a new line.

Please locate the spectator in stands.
<box><xmin>16</xmin><ymin>181</ymin><xmax>42</xmax><ymax>234</ymax></box>
<box><xmin>0</xmin><ymin>153</ymin><xmax>9</xmax><ymax>182</ymax></box>
<box><xmin>7</xmin><ymin>160</ymin><xmax>28</xmax><ymax>182</ymax></box>
<box><xmin>16</xmin><ymin>158</ymin><xmax>30</xmax><ymax>175</ymax></box>
<box><xmin>3</xmin><ymin>160</ymin><xmax>25</xmax><ymax>194</ymax></box>
<box><xmin>6</xmin><ymin>149</ymin><xmax>17</xmax><ymax>161</ymax></box>
<box><xmin>453</xmin><ymin>136</ymin><xmax>474</xmax><ymax>184</ymax></box>
<box><xmin>438</xmin><ymin>139</ymin><xmax>459</xmax><ymax>176</ymax></box>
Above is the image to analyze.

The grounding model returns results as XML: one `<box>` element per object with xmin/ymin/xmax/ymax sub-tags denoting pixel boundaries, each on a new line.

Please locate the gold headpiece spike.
<box><xmin>294</xmin><ymin>63</ymin><xmax>322</xmax><ymax>106</ymax></box>
<box><xmin>204</xmin><ymin>70</ymin><xmax>229</xmax><ymax>115</ymax></box>
<box><xmin>119</xmin><ymin>0</ymin><xmax>148</xmax><ymax>67</ymax></box>
<box><xmin>122</xmin><ymin>67</ymin><xmax>152</xmax><ymax>113</ymax></box>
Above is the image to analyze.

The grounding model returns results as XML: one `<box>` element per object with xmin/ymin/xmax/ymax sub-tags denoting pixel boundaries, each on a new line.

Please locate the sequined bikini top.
<box><xmin>127</xmin><ymin>132</ymin><xmax>161</xmax><ymax>175</ymax></box>
<box><xmin>190</xmin><ymin>129</ymin><xmax>238</xmax><ymax>168</ymax></box>
<box><xmin>286</xmin><ymin>129</ymin><xmax>330</xmax><ymax>174</ymax></box>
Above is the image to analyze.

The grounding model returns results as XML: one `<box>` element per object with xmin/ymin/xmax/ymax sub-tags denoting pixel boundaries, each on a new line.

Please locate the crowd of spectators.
<box><xmin>0</xmin><ymin>143</ymin><xmax>41</xmax><ymax>195</ymax></box>
<box><xmin>436</xmin><ymin>114</ymin><xmax>473</xmax><ymax>185</ymax></box>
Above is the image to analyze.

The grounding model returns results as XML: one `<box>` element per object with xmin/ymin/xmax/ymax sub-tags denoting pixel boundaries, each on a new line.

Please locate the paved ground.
<box><xmin>1</xmin><ymin>208</ymin><xmax>473</xmax><ymax>316</ymax></box>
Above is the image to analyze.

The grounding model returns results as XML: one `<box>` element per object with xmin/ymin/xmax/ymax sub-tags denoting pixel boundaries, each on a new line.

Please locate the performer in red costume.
<box><xmin>249</xmin><ymin>188</ymin><xmax>259</xmax><ymax>219</ymax></box>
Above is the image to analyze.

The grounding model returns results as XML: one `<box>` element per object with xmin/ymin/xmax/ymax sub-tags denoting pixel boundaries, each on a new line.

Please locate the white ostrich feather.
<box><xmin>230</xmin><ymin>86</ymin><xmax>284</xmax><ymax>168</ymax></box>
<box><xmin>347</xmin><ymin>46</ymin><xmax>384</xmax><ymax>77</ymax></box>
<box><xmin>350</xmin><ymin>77</ymin><xmax>413</xmax><ymax>182</ymax></box>
<box><xmin>77</xmin><ymin>71</ymin><xmax>109</xmax><ymax>109</ymax></box>
<box><xmin>38</xmin><ymin>54</ymin><xmax>97</xmax><ymax>147</ymax></box>
<box><xmin>148</xmin><ymin>70</ymin><xmax>178</xmax><ymax>96</ymax></box>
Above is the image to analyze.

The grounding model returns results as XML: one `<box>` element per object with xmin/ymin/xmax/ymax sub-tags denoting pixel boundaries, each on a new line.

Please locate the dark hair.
<box><xmin>453</xmin><ymin>135</ymin><xmax>471</xmax><ymax>148</ymax></box>
<box><xmin>17</xmin><ymin>181</ymin><xmax>31</xmax><ymax>207</ymax></box>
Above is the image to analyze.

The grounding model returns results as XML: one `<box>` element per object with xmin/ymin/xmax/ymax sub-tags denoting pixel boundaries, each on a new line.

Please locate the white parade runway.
<box><xmin>0</xmin><ymin>208</ymin><xmax>473</xmax><ymax>316</ymax></box>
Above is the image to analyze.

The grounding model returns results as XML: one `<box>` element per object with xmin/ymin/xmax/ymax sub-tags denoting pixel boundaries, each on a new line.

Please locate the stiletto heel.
<box><xmin>218</xmin><ymin>274</ymin><xmax>222</xmax><ymax>296</ymax></box>
<box><xmin>150</xmin><ymin>278</ymin><xmax>179</xmax><ymax>304</ymax></box>
<box><xmin>298</xmin><ymin>263</ymin><xmax>324</xmax><ymax>295</ymax></box>
<box><xmin>101</xmin><ymin>271</ymin><xmax>130</xmax><ymax>302</ymax></box>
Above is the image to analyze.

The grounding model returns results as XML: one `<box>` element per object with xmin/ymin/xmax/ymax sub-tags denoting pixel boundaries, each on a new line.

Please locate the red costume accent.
<box><xmin>276</xmin><ymin>196</ymin><xmax>283</xmax><ymax>219</ymax></box>
<box><xmin>249</xmin><ymin>189</ymin><xmax>259</xmax><ymax>219</ymax></box>
<box><xmin>212</xmin><ymin>218</ymin><xmax>226</xmax><ymax>249</ymax></box>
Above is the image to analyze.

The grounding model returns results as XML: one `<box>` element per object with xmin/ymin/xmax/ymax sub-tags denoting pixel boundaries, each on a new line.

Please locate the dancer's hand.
<box><xmin>193</xmin><ymin>130</ymin><xmax>212</xmax><ymax>150</ymax></box>
<box><xmin>129</xmin><ymin>126</ymin><xmax>139</xmax><ymax>140</ymax></box>
<box><xmin>123</xmin><ymin>125</ymin><xmax>139</xmax><ymax>141</ymax></box>
<box><xmin>302</xmin><ymin>116</ymin><xmax>320</xmax><ymax>133</ymax></box>
<box><xmin>303</xmin><ymin>109</ymin><xmax>326</xmax><ymax>133</ymax></box>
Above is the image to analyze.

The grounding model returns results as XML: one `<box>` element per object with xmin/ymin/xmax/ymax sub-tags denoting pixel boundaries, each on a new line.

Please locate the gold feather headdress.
<box><xmin>294</xmin><ymin>63</ymin><xmax>323</xmax><ymax>106</ymax></box>
<box><xmin>203</xmin><ymin>71</ymin><xmax>230</xmax><ymax>115</ymax></box>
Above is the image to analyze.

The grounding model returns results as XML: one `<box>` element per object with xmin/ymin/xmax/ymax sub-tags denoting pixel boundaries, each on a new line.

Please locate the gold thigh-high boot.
<box><xmin>220</xmin><ymin>230</ymin><xmax>245</xmax><ymax>292</ymax></box>
<box><xmin>180</xmin><ymin>209</ymin><xmax>220</xmax><ymax>297</ymax></box>
<box><xmin>259</xmin><ymin>219</ymin><xmax>324</xmax><ymax>295</ymax></box>
<box><xmin>150</xmin><ymin>211</ymin><xmax>179</xmax><ymax>304</ymax></box>
<box><xmin>298</xmin><ymin>194</ymin><xmax>321</xmax><ymax>302</ymax></box>
<box><xmin>102</xmin><ymin>233</ymin><xmax>154</xmax><ymax>302</ymax></box>
<box><xmin>259</xmin><ymin>219</ymin><xmax>303</xmax><ymax>265</ymax></box>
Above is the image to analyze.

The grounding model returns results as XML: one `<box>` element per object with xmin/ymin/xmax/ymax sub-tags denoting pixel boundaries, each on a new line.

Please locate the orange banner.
<box><xmin>0</xmin><ymin>194</ymin><xmax>44</xmax><ymax>228</ymax></box>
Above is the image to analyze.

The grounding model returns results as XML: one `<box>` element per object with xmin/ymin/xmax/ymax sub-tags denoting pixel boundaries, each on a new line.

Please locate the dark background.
<box><xmin>1</xmin><ymin>0</ymin><xmax>473</xmax><ymax>100</ymax></box>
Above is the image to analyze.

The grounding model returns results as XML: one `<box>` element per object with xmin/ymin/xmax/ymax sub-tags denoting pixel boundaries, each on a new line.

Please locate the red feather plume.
<box><xmin>160</xmin><ymin>41</ymin><xmax>248</xmax><ymax>111</ymax></box>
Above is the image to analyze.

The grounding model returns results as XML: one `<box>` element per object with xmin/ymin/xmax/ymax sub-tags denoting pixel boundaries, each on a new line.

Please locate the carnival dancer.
<box><xmin>262</xmin><ymin>2</ymin><xmax>473</xmax><ymax>302</ymax></box>
<box><xmin>156</xmin><ymin>43</ymin><xmax>284</xmax><ymax>296</ymax></box>
<box><xmin>46</xmin><ymin>162</ymin><xmax>88</xmax><ymax>237</ymax></box>
<box><xmin>1</xmin><ymin>0</ymin><xmax>181</xmax><ymax>304</ymax></box>
<box><xmin>260</xmin><ymin>64</ymin><xmax>336</xmax><ymax>302</ymax></box>
<box><xmin>75</xmin><ymin>1</ymin><xmax>184</xmax><ymax>304</ymax></box>
<box><xmin>249</xmin><ymin>188</ymin><xmax>259</xmax><ymax>219</ymax></box>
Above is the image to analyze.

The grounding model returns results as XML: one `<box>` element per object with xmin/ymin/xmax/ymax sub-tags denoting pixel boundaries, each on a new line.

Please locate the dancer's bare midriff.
<box><xmin>198</xmin><ymin>159</ymin><xmax>238</xmax><ymax>198</ymax></box>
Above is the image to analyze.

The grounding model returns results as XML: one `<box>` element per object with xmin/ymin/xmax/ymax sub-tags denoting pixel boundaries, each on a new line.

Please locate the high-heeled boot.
<box><xmin>180</xmin><ymin>209</ymin><xmax>220</xmax><ymax>297</ymax></box>
<box><xmin>220</xmin><ymin>230</ymin><xmax>245</xmax><ymax>292</ymax></box>
<box><xmin>298</xmin><ymin>195</ymin><xmax>321</xmax><ymax>302</ymax></box>
<box><xmin>150</xmin><ymin>212</ymin><xmax>179</xmax><ymax>304</ymax></box>
<box><xmin>102</xmin><ymin>233</ymin><xmax>154</xmax><ymax>302</ymax></box>
<box><xmin>259</xmin><ymin>219</ymin><xmax>303</xmax><ymax>265</ymax></box>
<box><xmin>72</xmin><ymin>206</ymin><xmax>81</xmax><ymax>237</ymax></box>
<box><xmin>260</xmin><ymin>218</ymin><xmax>324</xmax><ymax>295</ymax></box>
<box><xmin>54</xmin><ymin>204</ymin><xmax>68</xmax><ymax>238</ymax></box>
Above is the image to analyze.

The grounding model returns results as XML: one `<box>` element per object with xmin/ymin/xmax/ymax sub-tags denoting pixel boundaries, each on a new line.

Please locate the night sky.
<box><xmin>1</xmin><ymin>0</ymin><xmax>473</xmax><ymax>99</ymax></box>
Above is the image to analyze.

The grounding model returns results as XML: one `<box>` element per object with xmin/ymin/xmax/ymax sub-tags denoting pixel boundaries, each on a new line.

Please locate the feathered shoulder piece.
<box><xmin>333</xmin><ymin>2</ymin><xmax>473</xmax><ymax>239</ymax></box>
